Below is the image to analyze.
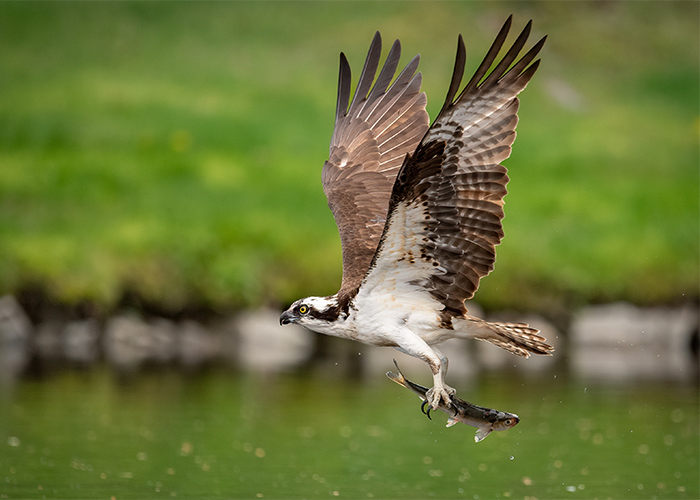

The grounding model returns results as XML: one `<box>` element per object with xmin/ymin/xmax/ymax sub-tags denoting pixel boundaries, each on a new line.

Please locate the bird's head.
<box><xmin>279</xmin><ymin>296</ymin><xmax>344</xmax><ymax>333</ymax></box>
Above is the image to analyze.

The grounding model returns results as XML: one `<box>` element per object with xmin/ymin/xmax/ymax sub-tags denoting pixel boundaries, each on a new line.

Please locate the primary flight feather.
<box><xmin>280</xmin><ymin>16</ymin><xmax>553</xmax><ymax>409</ymax></box>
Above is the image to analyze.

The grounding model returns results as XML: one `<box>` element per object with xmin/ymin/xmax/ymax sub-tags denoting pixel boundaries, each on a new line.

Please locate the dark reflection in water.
<box><xmin>0</xmin><ymin>365</ymin><xmax>697</xmax><ymax>499</ymax></box>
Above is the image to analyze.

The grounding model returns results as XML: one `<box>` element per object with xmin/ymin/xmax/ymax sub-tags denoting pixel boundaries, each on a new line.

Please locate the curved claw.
<box><xmin>420</xmin><ymin>400</ymin><xmax>432</xmax><ymax>420</ymax></box>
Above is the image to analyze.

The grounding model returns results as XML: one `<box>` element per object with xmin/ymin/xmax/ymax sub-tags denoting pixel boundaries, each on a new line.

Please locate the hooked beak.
<box><xmin>279</xmin><ymin>309</ymin><xmax>296</xmax><ymax>326</ymax></box>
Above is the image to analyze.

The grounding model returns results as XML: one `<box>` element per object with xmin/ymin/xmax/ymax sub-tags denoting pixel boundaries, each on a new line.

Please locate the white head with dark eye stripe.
<box><xmin>279</xmin><ymin>295</ymin><xmax>347</xmax><ymax>335</ymax></box>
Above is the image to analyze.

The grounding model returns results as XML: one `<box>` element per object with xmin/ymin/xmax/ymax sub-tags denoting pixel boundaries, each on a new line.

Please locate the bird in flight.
<box><xmin>280</xmin><ymin>16</ymin><xmax>553</xmax><ymax>410</ymax></box>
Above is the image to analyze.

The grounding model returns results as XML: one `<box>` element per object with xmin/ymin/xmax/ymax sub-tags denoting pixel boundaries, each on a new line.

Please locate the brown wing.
<box><xmin>367</xmin><ymin>16</ymin><xmax>546</xmax><ymax>316</ymax></box>
<box><xmin>321</xmin><ymin>32</ymin><xmax>429</xmax><ymax>304</ymax></box>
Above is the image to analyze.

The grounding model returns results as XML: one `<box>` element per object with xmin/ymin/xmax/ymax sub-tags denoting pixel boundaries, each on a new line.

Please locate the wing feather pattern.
<box><xmin>363</xmin><ymin>17</ymin><xmax>546</xmax><ymax>317</ymax></box>
<box><xmin>322</xmin><ymin>32</ymin><xmax>430</xmax><ymax>306</ymax></box>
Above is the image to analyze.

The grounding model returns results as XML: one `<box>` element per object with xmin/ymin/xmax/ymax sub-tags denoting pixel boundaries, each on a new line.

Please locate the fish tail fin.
<box><xmin>476</xmin><ymin>321</ymin><xmax>554</xmax><ymax>358</ymax></box>
<box><xmin>474</xmin><ymin>427</ymin><xmax>492</xmax><ymax>442</ymax></box>
<box><xmin>386</xmin><ymin>359</ymin><xmax>409</xmax><ymax>388</ymax></box>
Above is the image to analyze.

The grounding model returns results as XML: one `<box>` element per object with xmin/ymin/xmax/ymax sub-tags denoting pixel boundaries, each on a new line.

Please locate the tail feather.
<box><xmin>476</xmin><ymin>321</ymin><xmax>554</xmax><ymax>357</ymax></box>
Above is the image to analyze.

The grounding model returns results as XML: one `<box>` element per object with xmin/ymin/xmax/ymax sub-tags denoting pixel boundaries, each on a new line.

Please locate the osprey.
<box><xmin>280</xmin><ymin>16</ymin><xmax>553</xmax><ymax>410</ymax></box>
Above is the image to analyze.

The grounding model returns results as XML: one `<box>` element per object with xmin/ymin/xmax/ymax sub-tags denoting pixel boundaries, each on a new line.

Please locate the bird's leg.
<box><xmin>394</xmin><ymin>336</ymin><xmax>455</xmax><ymax>411</ymax></box>
<box><xmin>423</xmin><ymin>346</ymin><xmax>455</xmax><ymax>409</ymax></box>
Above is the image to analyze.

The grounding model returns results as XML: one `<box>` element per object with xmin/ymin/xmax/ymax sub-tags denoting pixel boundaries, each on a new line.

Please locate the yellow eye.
<box><xmin>299</xmin><ymin>305</ymin><xmax>308</xmax><ymax>314</ymax></box>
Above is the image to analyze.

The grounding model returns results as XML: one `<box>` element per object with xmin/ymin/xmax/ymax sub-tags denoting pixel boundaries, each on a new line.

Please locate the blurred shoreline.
<box><xmin>1</xmin><ymin>294</ymin><xmax>697</xmax><ymax>385</ymax></box>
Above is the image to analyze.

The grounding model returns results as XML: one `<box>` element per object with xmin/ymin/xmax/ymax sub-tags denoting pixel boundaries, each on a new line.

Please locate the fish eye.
<box><xmin>298</xmin><ymin>304</ymin><xmax>308</xmax><ymax>314</ymax></box>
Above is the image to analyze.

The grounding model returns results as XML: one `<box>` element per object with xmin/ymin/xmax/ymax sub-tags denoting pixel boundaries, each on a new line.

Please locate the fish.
<box><xmin>386</xmin><ymin>360</ymin><xmax>520</xmax><ymax>442</ymax></box>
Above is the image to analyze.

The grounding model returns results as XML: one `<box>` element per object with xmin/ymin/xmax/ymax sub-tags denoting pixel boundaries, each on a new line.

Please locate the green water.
<box><xmin>0</xmin><ymin>367</ymin><xmax>697</xmax><ymax>499</ymax></box>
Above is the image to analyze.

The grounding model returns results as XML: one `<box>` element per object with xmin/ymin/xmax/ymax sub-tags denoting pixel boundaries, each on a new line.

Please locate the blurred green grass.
<box><xmin>0</xmin><ymin>2</ymin><xmax>697</xmax><ymax>314</ymax></box>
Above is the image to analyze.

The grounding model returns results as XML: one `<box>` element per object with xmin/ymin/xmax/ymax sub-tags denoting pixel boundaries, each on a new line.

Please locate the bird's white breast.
<box><xmin>348</xmin><ymin>203</ymin><xmax>454</xmax><ymax>346</ymax></box>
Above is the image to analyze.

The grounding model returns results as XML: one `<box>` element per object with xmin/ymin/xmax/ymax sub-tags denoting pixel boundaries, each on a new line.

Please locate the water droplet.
<box><xmin>670</xmin><ymin>408</ymin><xmax>684</xmax><ymax>423</ymax></box>
<box><xmin>510</xmin><ymin>456</ymin><xmax>514</xmax><ymax>460</ymax></box>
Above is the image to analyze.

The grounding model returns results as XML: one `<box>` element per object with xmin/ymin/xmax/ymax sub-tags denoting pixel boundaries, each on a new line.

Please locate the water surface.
<box><xmin>0</xmin><ymin>367</ymin><xmax>697</xmax><ymax>499</ymax></box>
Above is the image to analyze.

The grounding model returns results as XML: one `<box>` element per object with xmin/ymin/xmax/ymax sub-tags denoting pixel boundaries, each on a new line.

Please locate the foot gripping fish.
<box><xmin>386</xmin><ymin>360</ymin><xmax>520</xmax><ymax>442</ymax></box>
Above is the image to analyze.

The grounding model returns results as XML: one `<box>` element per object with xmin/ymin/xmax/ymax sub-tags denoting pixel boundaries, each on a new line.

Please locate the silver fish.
<box><xmin>386</xmin><ymin>360</ymin><xmax>520</xmax><ymax>442</ymax></box>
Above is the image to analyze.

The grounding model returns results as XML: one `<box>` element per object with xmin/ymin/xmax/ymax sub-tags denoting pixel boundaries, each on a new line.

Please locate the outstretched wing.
<box><xmin>322</xmin><ymin>32</ymin><xmax>430</xmax><ymax>305</ymax></box>
<box><xmin>361</xmin><ymin>16</ymin><xmax>546</xmax><ymax>317</ymax></box>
